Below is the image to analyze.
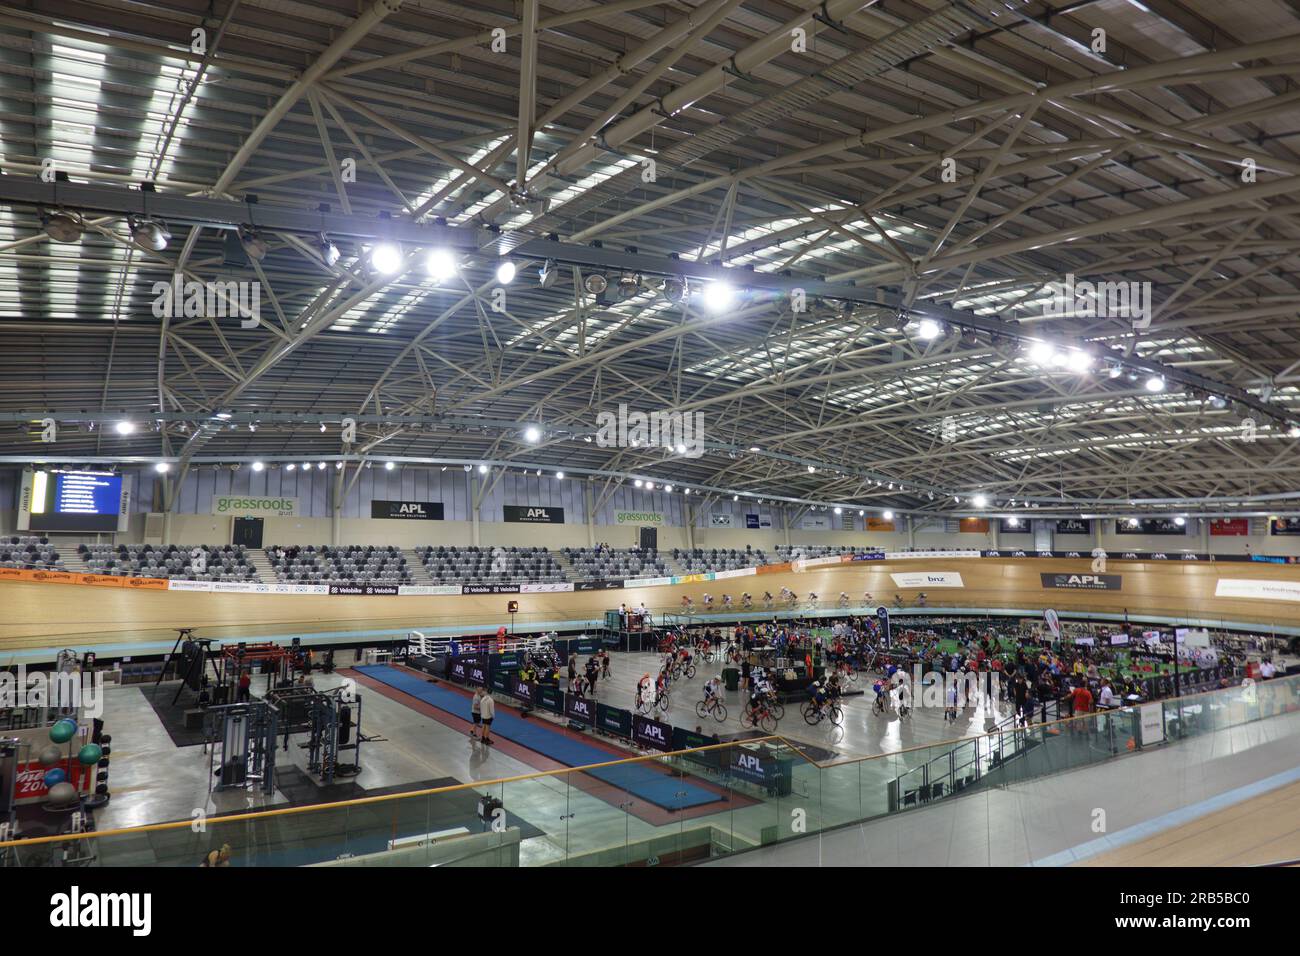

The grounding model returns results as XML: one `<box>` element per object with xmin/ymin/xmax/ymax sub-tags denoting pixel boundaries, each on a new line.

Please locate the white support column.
<box><xmin>470</xmin><ymin>472</ymin><xmax>481</xmax><ymax>547</ymax></box>
<box><xmin>584</xmin><ymin>482</ymin><xmax>595</xmax><ymax>549</ymax></box>
<box><xmin>686</xmin><ymin>501</ymin><xmax>695</xmax><ymax>550</ymax></box>
<box><xmin>907</xmin><ymin>515</ymin><xmax>916</xmax><ymax>550</ymax></box>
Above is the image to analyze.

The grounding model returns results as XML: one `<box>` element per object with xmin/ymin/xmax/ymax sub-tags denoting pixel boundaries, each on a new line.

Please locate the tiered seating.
<box><xmin>78</xmin><ymin>543</ymin><xmax>254</xmax><ymax>580</ymax></box>
<box><xmin>416</xmin><ymin>545</ymin><xmax>565</xmax><ymax>584</ymax></box>
<box><xmin>0</xmin><ymin>535</ymin><xmax>65</xmax><ymax>570</ymax></box>
<box><xmin>268</xmin><ymin>545</ymin><xmax>411</xmax><ymax>584</ymax></box>
<box><xmin>774</xmin><ymin>545</ymin><xmax>859</xmax><ymax>559</ymax></box>
<box><xmin>561</xmin><ymin>547</ymin><xmax>669</xmax><ymax>581</ymax></box>
<box><xmin>673</xmin><ymin>546</ymin><xmax>769</xmax><ymax>573</ymax></box>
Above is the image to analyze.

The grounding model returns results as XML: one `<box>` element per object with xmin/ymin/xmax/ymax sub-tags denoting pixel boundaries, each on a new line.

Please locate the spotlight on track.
<box><xmin>496</xmin><ymin>259</ymin><xmax>517</xmax><ymax>284</ymax></box>
<box><xmin>634</xmin><ymin>479</ymin><xmax>644</xmax><ymax>488</ymax></box>
<box><xmin>556</xmin><ymin>471</ymin><xmax>565</xmax><ymax>480</ymax></box>
<box><xmin>317</xmin><ymin>461</ymin><xmax>326</xmax><ymax>470</ymax></box>
<box><xmin>238</xmin><ymin>225</ymin><xmax>268</xmax><ymax>261</ymax></box>
<box><xmin>616</xmin><ymin>273</ymin><xmax>642</xmax><ymax>300</ymax></box>
<box><xmin>286</xmin><ymin>463</ymin><xmax>296</xmax><ymax>471</ymax></box>
<box><xmin>1066</xmin><ymin>349</ymin><xmax>1094</xmax><ymax>373</ymax></box>
<box><xmin>662</xmin><ymin>277</ymin><xmax>686</xmax><ymax>303</ymax></box>
<box><xmin>1290</xmin><ymin>424</ymin><xmax>1300</xmax><ymax>439</ymax></box>
<box><xmin>1106</xmin><ymin>359</ymin><xmax>1123</xmax><ymax>379</ymax></box>
<box><xmin>807</xmin><ymin>465</ymin><xmax>816</xmax><ymax>473</ymax></box>
<box><xmin>1174</xmin><ymin>516</ymin><xmax>1186</xmax><ymax>526</ymax></box>
<box><xmin>701</xmin><ymin>281</ymin><xmax>736</xmax><ymax>313</ymax></box>
<box><xmin>316</xmin><ymin>233</ymin><xmax>340</xmax><ymax>267</ymax></box>
<box><xmin>538</xmin><ymin>259</ymin><xmax>559</xmax><ymax>289</ymax></box>
<box><xmin>128</xmin><ymin>216</ymin><xmax>171</xmax><ymax>252</ymax></box>
<box><xmin>584</xmin><ymin>273</ymin><xmax>608</xmax><ymax>296</ymax></box>
<box><xmin>40</xmin><ymin>208</ymin><xmax>84</xmax><ymax>243</ymax></box>
<box><xmin>425</xmin><ymin>247</ymin><xmax>458</xmax><ymax>281</ymax></box>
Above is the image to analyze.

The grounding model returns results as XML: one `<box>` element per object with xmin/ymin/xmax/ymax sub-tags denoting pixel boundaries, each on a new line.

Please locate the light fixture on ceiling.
<box><xmin>286</xmin><ymin>463</ymin><xmax>296</xmax><ymax>471</ymax></box>
<box><xmin>664</xmin><ymin>484</ymin><xmax>673</xmax><ymax>492</ymax></box>
<box><xmin>701</xmin><ymin>281</ymin><xmax>736</xmax><ymax>313</ymax></box>
<box><xmin>833</xmin><ymin>506</ymin><xmax>843</xmax><ymax>515</ymax></box>
<box><xmin>883</xmin><ymin>510</ymin><xmax>894</xmax><ymax>520</ymax></box>
<box><xmin>128</xmin><ymin>216</ymin><xmax>171</xmax><ymax>252</ymax></box>
<box><xmin>477</xmin><ymin>464</ymin><xmax>489</xmax><ymax>474</ymax></box>
<box><xmin>556</xmin><ymin>471</ymin><xmax>565</xmax><ymax>480</ymax></box>
<box><xmin>1174</xmin><ymin>516</ymin><xmax>1186</xmax><ymax>526</ymax></box>
<box><xmin>496</xmin><ymin>260</ymin><xmax>517</xmax><ymax>284</ymax></box>
<box><xmin>616</xmin><ymin>273</ymin><xmax>642</xmax><ymax>300</ymax></box>
<box><xmin>317</xmin><ymin>461</ymin><xmax>326</xmax><ymax>470</ymax></box>
<box><xmin>238</xmin><ymin>224</ymin><xmax>268</xmax><ymax>261</ymax></box>
<box><xmin>523</xmin><ymin>425</ymin><xmax>542</xmax><ymax>443</ymax></box>
<box><xmin>584</xmin><ymin>273</ymin><xmax>608</xmax><ymax>296</ymax></box>
<box><xmin>317</xmin><ymin>233</ymin><xmax>340</xmax><ymax>267</ymax></box>
<box><xmin>115</xmin><ymin>421</ymin><xmax>135</xmax><ymax>435</ymax></box>
<box><xmin>41</xmin><ymin>208</ymin><xmax>84</xmax><ymax>243</ymax></box>
<box><xmin>1145</xmin><ymin>375</ymin><xmax>1166</xmax><ymax>393</ymax></box>
<box><xmin>154</xmin><ymin>461</ymin><xmax>170</xmax><ymax>473</ymax></box>
<box><xmin>972</xmin><ymin>493</ymin><xmax>988</xmax><ymax>508</ymax></box>
<box><xmin>251</xmin><ymin>461</ymin><xmax>264</xmax><ymax>472</ymax></box>
<box><xmin>385</xmin><ymin>461</ymin><xmax>395</xmax><ymax>471</ymax></box>
<box><xmin>916</xmin><ymin>318</ymin><xmax>943</xmax><ymax>340</ymax></box>
<box><xmin>806</xmin><ymin>465</ymin><xmax>816</xmax><ymax>473</ymax></box>
<box><xmin>538</xmin><ymin>259</ymin><xmax>558</xmax><ymax>288</ymax></box>
<box><xmin>1207</xmin><ymin>395</ymin><xmax>1227</xmax><ymax>409</ymax></box>
<box><xmin>1027</xmin><ymin>341</ymin><xmax>1053</xmax><ymax>366</ymax></box>
<box><xmin>662</xmin><ymin>277</ymin><xmax>686</xmax><ymax>303</ymax></box>
<box><xmin>425</xmin><ymin>247</ymin><xmax>457</xmax><ymax>281</ymax></box>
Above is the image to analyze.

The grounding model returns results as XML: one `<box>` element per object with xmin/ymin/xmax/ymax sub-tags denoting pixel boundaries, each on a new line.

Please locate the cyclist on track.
<box><xmin>703</xmin><ymin>675</ymin><xmax>722</xmax><ymax>704</ymax></box>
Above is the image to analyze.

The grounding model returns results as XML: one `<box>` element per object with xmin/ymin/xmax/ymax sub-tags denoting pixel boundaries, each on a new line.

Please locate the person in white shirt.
<box><xmin>1098</xmin><ymin>680</ymin><xmax>1116</xmax><ymax>708</ymax></box>
<box><xmin>478</xmin><ymin>691</ymin><xmax>496</xmax><ymax>745</ymax></box>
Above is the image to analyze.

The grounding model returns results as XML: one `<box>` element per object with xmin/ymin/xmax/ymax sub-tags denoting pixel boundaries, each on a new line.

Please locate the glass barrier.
<box><xmin>1</xmin><ymin>674</ymin><xmax>1295</xmax><ymax>867</ymax></box>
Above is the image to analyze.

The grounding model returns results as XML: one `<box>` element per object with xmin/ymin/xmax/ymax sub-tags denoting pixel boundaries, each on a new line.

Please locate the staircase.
<box><xmin>549</xmin><ymin>549</ymin><xmax>577</xmax><ymax>582</ymax></box>
<box><xmin>56</xmin><ymin>546</ymin><xmax>89</xmax><ymax>572</ymax></box>
<box><xmin>246</xmin><ymin>549</ymin><xmax>277</xmax><ymax>584</ymax></box>
<box><xmin>403</xmin><ymin>549</ymin><xmax>435</xmax><ymax>584</ymax></box>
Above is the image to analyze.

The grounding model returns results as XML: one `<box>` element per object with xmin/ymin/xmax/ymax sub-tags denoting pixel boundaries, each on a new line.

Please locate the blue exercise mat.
<box><xmin>355</xmin><ymin>665</ymin><xmax>721</xmax><ymax>810</ymax></box>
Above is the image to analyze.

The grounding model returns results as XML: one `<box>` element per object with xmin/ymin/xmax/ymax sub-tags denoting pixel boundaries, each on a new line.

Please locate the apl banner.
<box><xmin>1055</xmin><ymin>519</ymin><xmax>1091</xmax><ymax>535</ymax></box>
<box><xmin>632</xmin><ymin>714</ymin><xmax>673</xmax><ymax>752</ymax></box>
<box><xmin>503</xmin><ymin>505</ymin><xmax>564</xmax><ymax>523</ymax></box>
<box><xmin>371</xmin><ymin>499</ymin><xmax>444</xmax><ymax>520</ymax></box>
<box><xmin>1117</xmin><ymin>518</ymin><xmax>1187</xmax><ymax>535</ymax></box>
<box><xmin>1040</xmin><ymin>572</ymin><xmax>1123</xmax><ymax>590</ymax></box>
<box><xmin>564</xmin><ymin>693</ymin><xmax>595</xmax><ymax>726</ymax></box>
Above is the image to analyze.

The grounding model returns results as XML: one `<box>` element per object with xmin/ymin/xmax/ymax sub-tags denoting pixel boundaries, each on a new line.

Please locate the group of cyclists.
<box><xmin>678</xmin><ymin>589</ymin><xmax>882</xmax><ymax>614</ymax></box>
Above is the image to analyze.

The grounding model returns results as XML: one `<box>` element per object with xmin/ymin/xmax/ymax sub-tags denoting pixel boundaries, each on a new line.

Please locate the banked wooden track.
<box><xmin>3</xmin><ymin>557</ymin><xmax>1300</xmax><ymax>653</ymax></box>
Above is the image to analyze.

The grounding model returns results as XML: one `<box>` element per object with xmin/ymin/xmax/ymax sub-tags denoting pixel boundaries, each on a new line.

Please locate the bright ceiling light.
<box><xmin>701</xmin><ymin>281</ymin><xmax>736</xmax><ymax>313</ymax></box>
<box><xmin>675</xmin><ymin>443</ymin><xmax>686</xmax><ymax>454</ymax></box>
<box><xmin>556</xmin><ymin>471</ymin><xmax>565</xmax><ymax>480</ymax></box>
<box><xmin>371</xmin><ymin>242</ymin><xmax>403</xmax><ymax>274</ymax></box>
<box><xmin>301</xmin><ymin>462</ymin><xmax>311</xmax><ymax>471</ymax></box>
<box><xmin>251</xmin><ymin>461</ymin><xmax>264</xmax><ymax>472</ymax></box>
<box><xmin>663</xmin><ymin>484</ymin><xmax>673</xmax><ymax>492</ymax></box>
<box><xmin>732</xmin><ymin>494</ymin><xmax>739</xmax><ymax>501</ymax></box>
<box><xmin>1174</xmin><ymin>516</ymin><xmax>1186</xmax><ymax>526</ymax></box>
<box><xmin>317</xmin><ymin>461</ymin><xmax>326</xmax><ymax>470</ymax></box>
<box><xmin>477</xmin><ymin>464</ymin><xmax>489</xmax><ymax>474</ymax></box>
<box><xmin>1066</xmin><ymin>349</ymin><xmax>1093</xmax><ymax>372</ymax></box>
<box><xmin>317</xmin><ymin>233</ymin><xmax>340</xmax><ymax>267</ymax></box>
<box><xmin>538</xmin><ymin>259</ymin><xmax>558</xmax><ymax>288</ymax></box>
<box><xmin>286</xmin><ymin>463</ymin><xmax>296</xmax><ymax>471</ymax></box>
<box><xmin>1027</xmin><ymin>341</ymin><xmax>1053</xmax><ymax>365</ymax></box>
<box><xmin>916</xmin><ymin>318</ymin><xmax>942</xmax><ymax>340</ymax></box>
<box><xmin>857</xmin><ymin>510</ymin><xmax>864</xmax><ymax>516</ymax></box>
<box><xmin>384</xmin><ymin>461</ymin><xmax>395</xmax><ymax>471</ymax></box>
<box><xmin>1290</xmin><ymin>424</ymin><xmax>1300</xmax><ymax>438</ymax></box>
<box><xmin>1145</xmin><ymin>375</ymin><xmax>1165</xmax><ymax>393</ymax></box>
<box><xmin>833</xmin><ymin>507</ymin><xmax>843</xmax><ymax>515</ymax></box>
<box><xmin>523</xmin><ymin>425</ymin><xmax>541</xmax><ymax>443</ymax></box>
<box><xmin>584</xmin><ymin>273</ymin><xmax>608</xmax><ymax>295</ymax></box>
<box><xmin>1006</xmin><ymin>517</ymin><xmax>1020</xmax><ymax>527</ymax></box>
<box><xmin>425</xmin><ymin>247</ymin><xmax>457</xmax><ymax>281</ymax></box>
<box><xmin>882</xmin><ymin>510</ymin><xmax>894</xmax><ymax>520</ymax></box>
<box><xmin>154</xmin><ymin>461</ymin><xmax>170</xmax><ymax>473</ymax></box>
<box><xmin>634</xmin><ymin>479</ymin><xmax>644</xmax><ymax>488</ymax></box>
<box><xmin>115</xmin><ymin>421</ymin><xmax>135</xmax><ymax>435</ymax></box>
<box><xmin>1127</xmin><ymin>518</ymin><xmax>1140</xmax><ymax>527</ymax></box>
<box><xmin>972</xmin><ymin>493</ymin><xmax>989</xmax><ymax>508</ymax></box>
<box><xmin>496</xmin><ymin>260</ymin><xmax>517</xmax><ymax>284</ymax></box>
<box><xmin>806</xmin><ymin>465</ymin><xmax>816</xmax><ymax>473</ymax></box>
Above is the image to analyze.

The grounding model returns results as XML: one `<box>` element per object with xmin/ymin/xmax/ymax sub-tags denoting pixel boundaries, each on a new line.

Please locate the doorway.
<box><xmin>232</xmin><ymin>517</ymin><xmax>264</xmax><ymax>549</ymax></box>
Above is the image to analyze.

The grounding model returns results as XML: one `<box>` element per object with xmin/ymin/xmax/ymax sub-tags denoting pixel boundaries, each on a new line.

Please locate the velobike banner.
<box><xmin>615</xmin><ymin>510</ymin><xmax>663</xmax><ymax>525</ymax></box>
<box><xmin>574</xmin><ymin>579</ymin><xmax>625</xmax><ymax>590</ymax></box>
<box><xmin>889</xmin><ymin>571</ymin><xmax>964</xmax><ymax>588</ymax></box>
<box><xmin>564</xmin><ymin>693</ymin><xmax>595</xmax><ymax>726</ymax></box>
<box><xmin>462</xmin><ymin>583</ymin><xmax>521</xmax><ymax>594</ymax></box>
<box><xmin>1040</xmin><ymin>572</ymin><xmax>1122</xmax><ymax>590</ymax></box>
<box><xmin>520</xmin><ymin>582</ymin><xmax>574</xmax><ymax>593</ymax></box>
<box><xmin>632</xmin><ymin>714</ymin><xmax>673</xmax><ymax>752</ymax></box>
<box><xmin>329</xmin><ymin>583</ymin><xmax>399</xmax><ymax>595</ymax></box>
<box><xmin>212</xmin><ymin>494</ymin><xmax>298</xmax><ymax>517</ymax></box>
<box><xmin>1214</xmin><ymin>578</ymin><xmax>1300</xmax><ymax>602</ymax></box>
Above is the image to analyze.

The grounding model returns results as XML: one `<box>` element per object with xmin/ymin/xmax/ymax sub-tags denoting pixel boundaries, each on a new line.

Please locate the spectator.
<box><xmin>470</xmin><ymin>686</ymin><xmax>486</xmax><ymax>740</ymax></box>
<box><xmin>479</xmin><ymin>690</ymin><xmax>496</xmax><ymax>745</ymax></box>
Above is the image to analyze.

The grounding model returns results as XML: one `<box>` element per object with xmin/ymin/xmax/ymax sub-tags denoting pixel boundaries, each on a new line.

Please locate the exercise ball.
<box><xmin>49</xmin><ymin>719</ymin><xmax>77</xmax><ymax>744</ymax></box>
<box><xmin>46</xmin><ymin>782</ymin><xmax>77</xmax><ymax>806</ymax></box>
<box><xmin>38</xmin><ymin>745</ymin><xmax>62</xmax><ymax>767</ymax></box>
<box><xmin>44</xmin><ymin>768</ymin><xmax>68</xmax><ymax>787</ymax></box>
<box><xmin>77</xmin><ymin>743</ymin><xmax>103</xmax><ymax>765</ymax></box>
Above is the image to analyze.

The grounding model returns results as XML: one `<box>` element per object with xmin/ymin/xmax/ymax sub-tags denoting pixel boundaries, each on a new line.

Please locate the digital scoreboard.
<box><xmin>25</xmin><ymin>470</ymin><xmax>128</xmax><ymax>532</ymax></box>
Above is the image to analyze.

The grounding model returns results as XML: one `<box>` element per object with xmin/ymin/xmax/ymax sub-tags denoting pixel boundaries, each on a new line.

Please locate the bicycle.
<box><xmin>741</xmin><ymin>700</ymin><xmax>778</xmax><ymax>733</ymax></box>
<box><xmin>695</xmin><ymin>696</ymin><xmax>728</xmax><ymax>722</ymax></box>
<box><xmin>802</xmin><ymin>699</ymin><xmax>843</xmax><ymax>726</ymax></box>
<box><xmin>672</xmin><ymin>661</ymin><xmax>697</xmax><ymax>681</ymax></box>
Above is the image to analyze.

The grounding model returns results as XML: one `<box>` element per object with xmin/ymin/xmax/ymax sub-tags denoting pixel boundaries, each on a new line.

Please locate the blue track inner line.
<box><xmin>354</xmin><ymin>665</ymin><xmax>722</xmax><ymax>811</ymax></box>
<box><xmin>1030</xmin><ymin>764</ymin><xmax>1300</xmax><ymax>866</ymax></box>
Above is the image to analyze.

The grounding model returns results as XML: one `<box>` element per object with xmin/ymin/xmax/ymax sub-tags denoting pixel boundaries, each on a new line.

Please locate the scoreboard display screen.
<box><xmin>28</xmin><ymin>470</ymin><xmax>125</xmax><ymax>532</ymax></box>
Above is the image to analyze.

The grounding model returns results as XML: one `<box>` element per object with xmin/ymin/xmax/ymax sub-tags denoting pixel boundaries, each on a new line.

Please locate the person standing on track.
<box><xmin>470</xmin><ymin>686</ymin><xmax>486</xmax><ymax>741</ymax></box>
<box><xmin>479</xmin><ymin>690</ymin><xmax>496</xmax><ymax>746</ymax></box>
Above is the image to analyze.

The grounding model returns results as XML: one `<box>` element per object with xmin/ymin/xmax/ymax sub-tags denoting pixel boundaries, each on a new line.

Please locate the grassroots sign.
<box><xmin>212</xmin><ymin>495</ymin><xmax>298</xmax><ymax>517</ymax></box>
<box><xmin>615</xmin><ymin>510</ymin><xmax>663</xmax><ymax>525</ymax></box>
<box><xmin>1040</xmin><ymin>572</ymin><xmax>1123</xmax><ymax>590</ymax></box>
<box><xmin>371</xmin><ymin>499</ymin><xmax>444</xmax><ymax>520</ymax></box>
<box><xmin>503</xmin><ymin>505</ymin><xmax>564</xmax><ymax>523</ymax></box>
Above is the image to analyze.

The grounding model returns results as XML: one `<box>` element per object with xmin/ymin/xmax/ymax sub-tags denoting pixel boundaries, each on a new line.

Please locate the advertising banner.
<box><xmin>1117</xmin><ymin>518</ymin><xmax>1187</xmax><ymax>535</ymax></box>
<box><xmin>866</xmin><ymin>517</ymin><xmax>896</xmax><ymax>532</ymax></box>
<box><xmin>596</xmin><ymin>703</ymin><xmax>632</xmax><ymax>738</ymax></box>
<box><xmin>1040</xmin><ymin>572</ymin><xmax>1123</xmax><ymax>590</ymax></box>
<box><xmin>710</xmin><ymin>513</ymin><xmax>734</xmax><ymax>527</ymax></box>
<box><xmin>212</xmin><ymin>494</ymin><xmax>298</xmax><ymax>517</ymax></box>
<box><xmin>958</xmin><ymin>517</ymin><xmax>989</xmax><ymax>533</ymax></box>
<box><xmin>462</xmin><ymin>583</ymin><xmax>521</xmax><ymax>594</ymax></box>
<box><xmin>503</xmin><ymin>505</ymin><xmax>564</xmax><ymax>523</ymax></box>
<box><xmin>329</xmin><ymin>584</ymin><xmax>400</xmax><ymax>595</ymax></box>
<box><xmin>632</xmin><ymin>714</ymin><xmax>673</xmax><ymax>752</ymax></box>
<box><xmin>510</xmin><ymin>677</ymin><xmax>537</xmax><ymax>705</ymax></box>
<box><xmin>800</xmin><ymin>514</ymin><xmax>831</xmax><ymax>531</ymax></box>
<box><xmin>520</xmin><ymin>582</ymin><xmax>574</xmax><ymax>593</ymax></box>
<box><xmin>889</xmin><ymin>571</ymin><xmax>964</xmax><ymax>589</ymax></box>
<box><xmin>1214</xmin><ymin>578</ymin><xmax>1300</xmax><ymax>602</ymax></box>
<box><xmin>574</xmin><ymin>580</ymin><xmax>625</xmax><ymax>591</ymax></box>
<box><xmin>1210</xmin><ymin>518</ymin><xmax>1249</xmax><ymax>536</ymax></box>
<box><xmin>564</xmin><ymin>693</ymin><xmax>595</xmax><ymax>726</ymax></box>
<box><xmin>615</xmin><ymin>510</ymin><xmax>663</xmax><ymax>525</ymax></box>
<box><xmin>1269</xmin><ymin>517</ymin><xmax>1300</xmax><ymax>535</ymax></box>
<box><xmin>397</xmin><ymin>584</ymin><xmax>463</xmax><ymax>596</ymax></box>
<box><xmin>371</xmin><ymin>500</ymin><xmax>444</xmax><ymax>520</ymax></box>
<box><xmin>1054</xmin><ymin>519</ymin><xmax>1091</xmax><ymax>535</ymax></box>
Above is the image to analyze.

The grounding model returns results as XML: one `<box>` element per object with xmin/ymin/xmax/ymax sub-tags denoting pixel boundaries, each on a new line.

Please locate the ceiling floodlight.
<box><xmin>128</xmin><ymin>216</ymin><xmax>171</xmax><ymax>251</ymax></box>
<box><xmin>972</xmin><ymin>493</ymin><xmax>989</xmax><ymax>508</ymax></box>
<box><xmin>701</xmin><ymin>281</ymin><xmax>736</xmax><ymax>313</ymax></box>
<box><xmin>496</xmin><ymin>260</ymin><xmax>517</xmax><ymax>284</ymax></box>
<box><xmin>1145</xmin><ymin>375</ymin><xmax>1165</xmax><ymax>393</ymax></box>
<box><xmin>425</xmin><ymin>247</ymin><xmax>457</xmax><ymax>281</ymax></box>
<box><xmin>538</xmin><ymin>259</ymin><xmax>559</xmax><ymax>288</ymax></box>
<box><xmin>616</xmin><ymin>273</ymin><xmax>642</xmax><ymax>300</ymax></box>
<box><xmin>584</xmin><ymin>273</ymin><xmax>608</xmax><ymax>295</ymax></box>
<box><xmin>238</xmin><ymin>224</ymin><xmax>268</xmax><ymax>261</ymax></box>
<box><xmin>916</xmin><ymin>318</ymin><xmax>943</xmax><ymax>340</ymax></box>
<box><xmin>251</xmin><ymin>461</ymin><xmax>264</xmax><ymax>472</ymax></box>
<box><xmin>385</xmin><ymin>461</ymin><xmax>395</xmax><ymax>471</ymax></box>
<box><xmin>523</xmin><ymin>425</ymin><xmax>542</xmax><ymax>443</ymax></box>
<box><xmin>662</xmin><ymin>277</ymin><xmax>686</xmax><ymax>303</ymax></box>
<box><xmin>371</xmin><ymin>241</ymin><xmax>403</xmax><ymax>274</ymax></box>
<box><xmin>882</xmin><ymin>510</ymin><xmax>894</xmax><ymax>520</ymax></box>
<box><xmin>41</xmin><ymin>208</ymin><xmax>84</xmax><ymax>243</ymax></box>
